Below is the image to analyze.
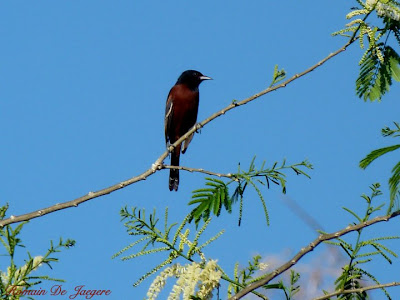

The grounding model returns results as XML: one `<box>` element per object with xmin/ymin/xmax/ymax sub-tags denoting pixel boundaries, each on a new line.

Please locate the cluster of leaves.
<box><xmin>323</xmin><ymin>183</ymin><xmax>399</xmax><ymax>299</ymax></box>
<box><xmin>360</xmin><ymin>122</ymin><xmax>400</xmax><ymax>213</ymax></box>
<box><xmin>227</xmin><ymin>255</ymin><xmax>300</xmax><ymax>300</ymax></box>
<box><xmin>115</xmin><ymin>207</ymin><xmax>284</xmax><ymax>299</ymax></box>
<box><xmin>333</xmin><ymin>0</ymin><xmax>400</xmax><ymax>101</ymax></box>
<box><xmin>113</xmin><ymin>207</ymin><xmax>224</xmax><ymax>287</ymax></box>
<box><xmin>270</xmin><ymin>64</ymin><xmax>286</xmax><ymax>86</ymax></box>
<box><xmin>0</xmin><ymin>205</ymin><xmax>75</xmax><ymax>300</ymax></box>
<box><xmin>189</xmin><ymin>157</ymin><xmax>312</xmax><ymax>226</ymax></box>
<box><xmin>228</xmin><ymin>255</ymin><xmax>272</xmax><ymax>298</ymax></box>
<box><xmin>283</xmin><ymin>270</ymin><xmax>301</xmax><ymax>300</ymax></box>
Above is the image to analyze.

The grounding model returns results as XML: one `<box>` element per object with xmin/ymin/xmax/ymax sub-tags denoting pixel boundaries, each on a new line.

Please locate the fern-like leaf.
<box><xmin>359</xmin><ymin>144</ymin><xmax>400</xmax><ymax>169</ymax></box>
<box><xmin>389</xmin><ymin>161</ymin><xmax>400</xmax><ymax>211</ymax></box>
<box><xmin>189</xmin><ymin>178</ymin><xmax>229</xmax><ymax>226</ymax></box>
<box><xmin>357</xmin><ymin>45</ymin><xmax>400</xmax><ymax>101</ymax></box>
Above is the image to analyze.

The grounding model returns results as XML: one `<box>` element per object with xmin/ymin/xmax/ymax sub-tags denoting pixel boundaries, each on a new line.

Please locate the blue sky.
<box><xmin>0</xmin><ymin>1</ymin><xmax>399</xmax><ymax>299</ymax></box>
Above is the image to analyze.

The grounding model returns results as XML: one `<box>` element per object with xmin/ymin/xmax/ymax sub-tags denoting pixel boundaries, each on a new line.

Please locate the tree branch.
<box><xmin>313</xmin><ymin>281</ymin><xmax>400</xmax><ymax>300</ymax></box>
<box><xmin>0</xmin><ymin>38</ymin><xmax>356</xmax><ymax>228</ymax></box>
<box><xmin>229</xmin><ymin>211</ymin><xmax>400</xmax><ymax>300</ymax></box>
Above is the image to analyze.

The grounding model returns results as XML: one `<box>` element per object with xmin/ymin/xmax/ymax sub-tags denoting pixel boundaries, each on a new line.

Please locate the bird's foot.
<box><xmin>167</xmin><ymin>143</ymin><xmax>175</xmax><ymax>153</ymax></box>
<box><xmin>195</xmin><ymin>123</ymin><xmax>203</xmax><ymax>133</ymax></box>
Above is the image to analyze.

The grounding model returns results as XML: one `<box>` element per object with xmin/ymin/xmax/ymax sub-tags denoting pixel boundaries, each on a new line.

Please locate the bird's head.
<box><xmin>176</xmin><ymin>70</ymin><xmax>212</xmax><ymax>90</ymax></box>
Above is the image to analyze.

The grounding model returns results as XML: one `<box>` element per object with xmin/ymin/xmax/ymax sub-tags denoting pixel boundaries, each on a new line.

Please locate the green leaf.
<box><xmin>356</xmin><ymin>45</ymin><xmax>400</xmax><ymax>102</ymax></box>
<box><xmin>390</xmin><ymin>57</ymin><xmax>400</xmax><ymax>81</ymax></box>
<box><xmin>189</xmin><ymin>178</ymin><xmax>230</xmax><ymax>226</ymax></box>
<box><xmin>360</xmin><ymin>144</ymin><xmax>400</xmax><ymax>169</ymax></box>
<box><xmin>342</xmin><ymin>207</ymin><xmax>362</xmax><ymax>222</ymax></box>
<box><xmin>388</xmin><ymin>160</ymin><xmax>400</xmax><ymax>212</ymax></box>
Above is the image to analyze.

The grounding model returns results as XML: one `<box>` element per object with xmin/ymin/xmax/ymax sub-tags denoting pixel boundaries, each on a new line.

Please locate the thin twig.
<box><xmin>313</xmin><ymin>281</ymin><xmax>400</xmax><ymax>300</ymax></box>
<box><xmin>162</xmin><ymin>165</ymin><xmax>233</xmax><ymax>179</ymax></box>
<box><xmin>228</xmin><ymin>211</ymin><xmax>400</xmax><ymax>300</ymax></box>
<box><xmin>0</xmin><ymin>38</ymin><xmax>355</xmax><ymax>228</ymax></box>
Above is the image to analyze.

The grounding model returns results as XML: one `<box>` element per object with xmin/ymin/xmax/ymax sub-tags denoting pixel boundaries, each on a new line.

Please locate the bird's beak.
<box><xmin>200</xmin><ymin>75</ymin><xmax>212</xmax><ymax>81</ymax></box>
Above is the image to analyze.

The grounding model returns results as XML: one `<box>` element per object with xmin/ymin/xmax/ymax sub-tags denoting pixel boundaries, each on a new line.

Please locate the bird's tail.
<box><xmin>169</xmin><ymin>147</ymin><xmax>180</xmax><ymax>191</ymax></box>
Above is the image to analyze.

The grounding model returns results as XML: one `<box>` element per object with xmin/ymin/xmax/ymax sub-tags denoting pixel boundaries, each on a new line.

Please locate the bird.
<box><xmin>165</xmin><ymin>70</ymin><xmax>212</xmax><ymax>191</ymax></box>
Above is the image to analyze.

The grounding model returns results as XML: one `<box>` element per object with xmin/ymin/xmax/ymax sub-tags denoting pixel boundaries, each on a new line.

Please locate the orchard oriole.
<box><xmin>165</xmin><ymin>70</ymin><xmax>212</xmax><ymax>191</ymax></box>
